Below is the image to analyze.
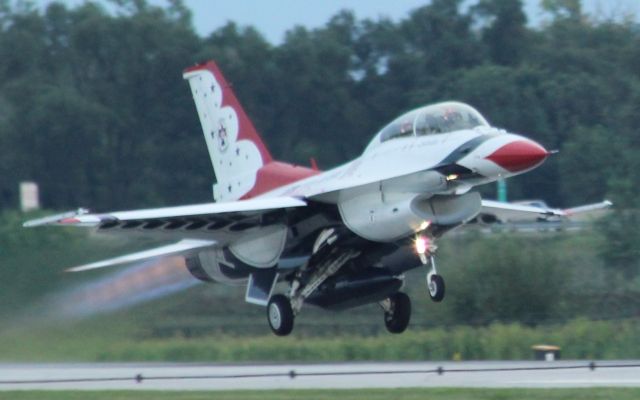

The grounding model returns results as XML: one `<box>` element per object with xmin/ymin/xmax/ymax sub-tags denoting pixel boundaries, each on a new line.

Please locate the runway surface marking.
<box><xmin>0</xmin><ymin>361</ymin><xmax>638</xmax><ymax>391</ymax></box>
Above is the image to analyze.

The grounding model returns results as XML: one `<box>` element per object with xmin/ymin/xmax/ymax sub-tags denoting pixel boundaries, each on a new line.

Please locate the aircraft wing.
<box><xmin>24</xmin><ymin>197</ymin><xmax>307</xmax><ymax>269</ymax></box>
<box><xmin>478</xmin><ymin>199</ymin><xmax>612</xmax><ymax>223</ymax></box>
<box><xmin>24</xmin><ymin>197</ymin><xmax>306</xmax><ymax>228</ymax></box>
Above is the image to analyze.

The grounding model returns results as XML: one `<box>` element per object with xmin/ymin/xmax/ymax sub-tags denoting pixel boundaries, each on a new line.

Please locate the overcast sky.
<box><xmin>36</xmin><ymin>0</ymin><xmax>640</xmax><ymax>44</ymax></box>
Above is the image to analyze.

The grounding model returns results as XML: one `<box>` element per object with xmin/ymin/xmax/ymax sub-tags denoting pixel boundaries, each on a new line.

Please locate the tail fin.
<box><xmin>184</xmin><ymin>61</ymin><xmax>320</xmax><ymax>201</ymax></box>
<box><xmin>183</xmin><ymin>61</ymin><xmax>273</xmax><ymax>201</ymax></box>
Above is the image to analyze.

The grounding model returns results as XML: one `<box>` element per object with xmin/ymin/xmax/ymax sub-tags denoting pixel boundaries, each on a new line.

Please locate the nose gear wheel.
<box><xmin>424</xmin><ymin>253</ymin><xmax>446</xmax><ymax>302</ymax></box>
<box><xmin>428</xmin><ymin>273</ymin><xmax>445</xmax><ymax>302</ymax></box>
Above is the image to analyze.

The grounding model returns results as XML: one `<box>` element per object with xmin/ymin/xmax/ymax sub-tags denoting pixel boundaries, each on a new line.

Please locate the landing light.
<box><xmin>446</xmin><ymin>174</ymin><xmax>459</xmax><ymax>181</ymax></box>
<box><xmin>415</xmin><ymin>235</ymin><xmax>429</xmax><ymax>264</ymax></box>
<box><xmin>415</xmin><ymin>235</ymin><xmax>428</xmax><ymax>254</ymax></box>
<box><xmin>418</xmin><ymin>220</ymin><xmax>431</xmax><ymax>231</ymax></box>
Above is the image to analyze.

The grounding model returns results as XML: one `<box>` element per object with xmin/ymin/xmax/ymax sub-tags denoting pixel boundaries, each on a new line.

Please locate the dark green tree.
<box><xmin>473</xmin><ymin>0</ymin><xmax>529</xmax><ymax>65</ymax></box>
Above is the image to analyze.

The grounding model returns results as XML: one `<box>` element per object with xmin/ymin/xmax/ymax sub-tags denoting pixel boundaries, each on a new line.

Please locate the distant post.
<box><xmin>497</xmin><ymin>179</ymin><xmax>507</xmax><ymax>202</ymax></box>
<box><xmin>19</xmin><ymin>182</ymin><xmax>40</xmax><ymax>212</ymax></box>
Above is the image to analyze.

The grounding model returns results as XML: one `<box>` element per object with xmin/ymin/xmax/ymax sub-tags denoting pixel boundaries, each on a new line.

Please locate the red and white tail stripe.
<box><xmin>183</xmin><ymin>61</ymin><xmax>318</xmax><ymax>201</ymax></box>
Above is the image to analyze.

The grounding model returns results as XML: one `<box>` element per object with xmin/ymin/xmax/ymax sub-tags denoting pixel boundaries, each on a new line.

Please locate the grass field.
<box><xmin>1</xmin><ymin>316</ymin><xmax>638</xmax><ymax>363</ymax></box>
<box><xmin>1</xmin><ymin>388</ymin><xmax>640</xmax><ymax>400</ymax></box>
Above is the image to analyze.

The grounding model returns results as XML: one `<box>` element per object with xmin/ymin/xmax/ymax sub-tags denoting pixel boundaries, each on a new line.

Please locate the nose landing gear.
<box><xmin>427</xmin><ymin>255</ymin><xmax>445</xmax><ymax>302</ymax></box>
<box><xmin>415</xmin><ymin>234</ymin><xmax>445</xmax><ymax>302</ymax></box>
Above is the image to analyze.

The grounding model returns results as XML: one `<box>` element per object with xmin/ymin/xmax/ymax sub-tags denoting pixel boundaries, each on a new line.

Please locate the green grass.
<box><xmin>94</xmin><ymin>318</ymin><xmax>640</xmax><ymax>362</ymax></box>
<box><xmin>1</xmin><ymin>317</ymin><xmax>639</xmax><ymax>363</ymax></box>
<box><xmin>0</xmin><ymin>389</ymin><xmax>639</xmax><ymax>400</ymax></box>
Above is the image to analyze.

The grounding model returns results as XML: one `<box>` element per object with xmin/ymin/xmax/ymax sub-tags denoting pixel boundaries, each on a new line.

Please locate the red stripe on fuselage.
<box><xmin>241</xmin><ymin>161</ymin><xmax>321</xmax><ymax>199</ymax></box>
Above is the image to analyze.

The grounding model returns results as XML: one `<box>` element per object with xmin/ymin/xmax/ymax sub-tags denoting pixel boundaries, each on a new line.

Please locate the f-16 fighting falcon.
<box><xmin>25</xmin><ymin>61</ymin><xmax>610</xmax><ymax>335</ymax></box>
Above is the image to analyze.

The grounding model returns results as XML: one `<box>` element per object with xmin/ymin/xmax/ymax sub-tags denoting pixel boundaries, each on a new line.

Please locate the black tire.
<box><xmin>384</xmin><ymin>292</ymin><xmax>411</xmax><ymax>334</ymax></box>
<box><xmin>267</xmin><ymin>294</ymin><xmax>294</xmax><ymax>336</ymax></box>
<box><xmin>428</xmin><ymin>274</ymin><xmax>445</xmax><ymax>302</ymax></box>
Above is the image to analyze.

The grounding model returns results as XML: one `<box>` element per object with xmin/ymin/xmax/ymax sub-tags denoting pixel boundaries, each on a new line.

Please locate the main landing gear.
<box><xmin>265</xmin><ymin>231</ymin><xmax>445</xmax><ymax>337</ymax></box>
<box><xmin>267</xmin><ymin>230</ymin><xmax>360</xmax><ymax>336</ymax></box>
<box><xmin>267</xmin><ymin>294</ymin><xmax>294</xmax><ymax>336</ymax></box>
<box><xmin>381</xmin><ymin>292</ymin><xmax>411</xmax><ymax>334</ymax></box>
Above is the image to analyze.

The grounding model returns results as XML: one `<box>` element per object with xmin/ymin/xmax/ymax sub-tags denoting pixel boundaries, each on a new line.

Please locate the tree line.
<box><xmin>0</xmin><ymin>0</ymin><xmax>638</xmax><ymax>213</ymax></box>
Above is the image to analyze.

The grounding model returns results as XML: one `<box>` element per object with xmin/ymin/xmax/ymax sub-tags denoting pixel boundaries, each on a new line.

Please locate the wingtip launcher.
<box><xmin>23</xmin><ymin>208</ymin><xmax>99</xmax><ymax>228</ymax></box>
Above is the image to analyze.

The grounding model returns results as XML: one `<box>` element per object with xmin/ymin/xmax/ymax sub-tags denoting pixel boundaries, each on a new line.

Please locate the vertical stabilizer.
<box><xmin>183</xmin><ymin>61</ymin><xmax>273</xmax><ymax>202</ymax></box>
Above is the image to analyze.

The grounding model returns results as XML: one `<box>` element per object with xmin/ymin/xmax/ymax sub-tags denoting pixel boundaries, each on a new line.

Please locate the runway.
<box><xmin>0</xmin><ymin>361</ymin><xmax>639</xmax><ymax>390</ymax></box>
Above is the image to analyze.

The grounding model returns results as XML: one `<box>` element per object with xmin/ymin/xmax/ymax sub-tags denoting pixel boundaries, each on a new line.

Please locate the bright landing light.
<box><xmin>415</xmin><ymin>235</ymin><xmax>430</xmax><ymax>264</ymax></box>
<box><xmin>418</xmin><ymin>220</ymin><xmax>431</xmax><ymax>231</ymax></box>
<box><xmin>415</xmin><ymin>235</ymin><xmax>429</xmax><ymax>255</ymax></box>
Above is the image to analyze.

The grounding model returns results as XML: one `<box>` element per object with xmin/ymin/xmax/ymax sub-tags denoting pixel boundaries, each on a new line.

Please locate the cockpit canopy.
<box><xmin>374</xmin><ymin>102</ymin><xmax>489</xmax><ymax>145</ymax></box>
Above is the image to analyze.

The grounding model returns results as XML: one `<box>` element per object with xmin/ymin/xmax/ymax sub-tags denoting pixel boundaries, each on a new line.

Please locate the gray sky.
<box><xmin>36</xmin><ymin>0</ymin><xmax>640</xmax><ymax>43</ymax></box>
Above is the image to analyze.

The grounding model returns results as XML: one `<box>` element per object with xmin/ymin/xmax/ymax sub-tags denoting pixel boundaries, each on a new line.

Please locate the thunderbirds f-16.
<box><xmin>25</xmin><ymin>61</ymin><xmax>611</xmax><ymax>335</ymax></box>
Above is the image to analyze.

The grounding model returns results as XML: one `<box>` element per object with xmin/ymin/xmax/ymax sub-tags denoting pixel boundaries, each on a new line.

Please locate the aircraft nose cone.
<box><xmin>485</xmin><ymin>139</ymin><xmax>549</xmax><ymax>172</ymax></box>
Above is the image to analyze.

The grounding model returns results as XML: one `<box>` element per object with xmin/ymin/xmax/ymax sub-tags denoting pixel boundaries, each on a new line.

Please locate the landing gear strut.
<box><xmin>267</xmin><ymin>230</ymin><xmax>360</xmax><ymax>336</ymax></box>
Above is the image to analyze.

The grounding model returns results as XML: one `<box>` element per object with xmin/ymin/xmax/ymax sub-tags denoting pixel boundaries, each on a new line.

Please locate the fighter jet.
<box><xmin>24</xmin><ymin>61</ymin><xmax>600</xmax><ymax>335</ymax></box>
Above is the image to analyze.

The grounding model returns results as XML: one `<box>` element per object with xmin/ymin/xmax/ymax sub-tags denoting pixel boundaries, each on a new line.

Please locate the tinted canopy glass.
<box><xmin>379</xmin><ymin>102</ymin><xmax>489</xmax><ymax>143</ymax></box>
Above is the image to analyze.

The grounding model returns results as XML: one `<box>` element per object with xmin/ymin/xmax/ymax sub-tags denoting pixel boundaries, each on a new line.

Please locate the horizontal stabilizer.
<box><xmin>563</xmin><ymin>200</ymin><xmax>613</xmax><ymax>217</ymax></box>
<box><xmin>67</xmin><ymin>239</ymin><xmax>215</xmax><ymax>272</ymax></box>
<box><xmin>479</xmin><ymin>199</ymin><xmax>612</xmax><ymax>224</ymax></box>
<box><xmin>480</xmin><ymin>199</ymin><xmax>563</xmax><ymax>222</ymax></box>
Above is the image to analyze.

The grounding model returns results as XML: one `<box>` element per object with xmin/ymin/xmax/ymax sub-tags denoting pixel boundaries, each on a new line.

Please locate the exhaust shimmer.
<box><xmin>44</xmin><ymin>256</ymin><xmax>199</xmax><ymax>320</ymax></box>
